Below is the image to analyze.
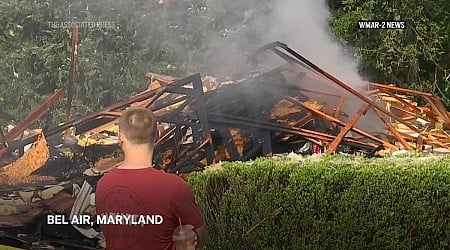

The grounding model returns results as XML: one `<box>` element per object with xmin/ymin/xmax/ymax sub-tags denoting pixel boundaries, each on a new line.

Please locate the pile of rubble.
<box><xmin>1</xmin><ymin>41</ymin><xmax>450</xmax><ymax>249</ymax></box>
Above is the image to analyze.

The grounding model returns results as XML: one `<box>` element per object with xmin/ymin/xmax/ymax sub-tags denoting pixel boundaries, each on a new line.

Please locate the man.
<box><xmin>95</xmin><ymin>107</ymin><xmax>208</xmax><ymax>250</ymax></box>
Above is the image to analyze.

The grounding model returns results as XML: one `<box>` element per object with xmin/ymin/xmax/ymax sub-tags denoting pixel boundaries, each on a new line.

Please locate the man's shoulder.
<box><xmin>96</xmin><ymin>168</ymin><xmax>185</xmax><ymax>187</ymax></box>
<box><xmin>155</xmin><ymin>170</ymin><xmax>184</xmax><ymax>180</ymax></box>
<box><xmin>96</xmin><ymin>170</ymin><xmax>113</xmax><ymax>186</ymax></box>
<box><xmin>152</xmin><ymin>169</ymin><xmax>188</xmax><ymax>187</ymax></box>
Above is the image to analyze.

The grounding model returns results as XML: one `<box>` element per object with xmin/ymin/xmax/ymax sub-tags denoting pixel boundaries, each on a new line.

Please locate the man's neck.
<box><xmin>118</xmin><ymin>145</ymin><xmax>153</xmax><ymax>170</ymax></box>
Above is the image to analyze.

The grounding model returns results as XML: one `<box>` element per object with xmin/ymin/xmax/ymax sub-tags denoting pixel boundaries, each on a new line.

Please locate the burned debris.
<box><xmin>1</xmin><ymin>41</ymin><xmax>450</xmax><ymax>249</ymax></box>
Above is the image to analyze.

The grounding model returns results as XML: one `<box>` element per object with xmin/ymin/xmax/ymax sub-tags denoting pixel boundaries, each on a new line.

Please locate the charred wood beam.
<box><xmin>151</xmin><ymin>95</ymin><xmax>190</xmax><ymax>111</ymax></box>
<box><xmin>139</xmin><ymin>87</ymin><xmax>168</xmax><ymax>109</ymax></box>
<box><xmin>45</xmin><ymin>87</ymin><xmax>165</xmax><ymax>137</ymax></box>
<box><xmin>254</xmin><ymin>129</ymin><xmax>272</xmax><ymax>157</ymax></box>
<box><xmin>51</xmin><ymin>75</ymin><xmax>196</xmax><ymax>135</ymax></box>
<box><xmin>156</xmin><ymin>125</ymin><xmax>187</xmax><ymax>171</ymax></box>
<box><xmin>158</xmin><ymin>117</ymin><xmax>199</xmax><ymax>127</ymax></box>
<box><xmin>163</xmin><ymin>99</ymin><xmax>194</xmax><ymax>121</ymax></box>
<box><xmin>204</xmin><ymin>64</ymin><xmax>289</xmax><ymax>112</ymax></box>
<box><xmin>165</xmin><ymin>86</ymin><xmax>198</xmax><ymax>96</ymax></box>
<box><xmin>251</xmin><ymin>88</ymin><xmax>273</xmax><ymax>157</ymax></box>
<box><xmin>289</xmin><ymin>113</ymin><xmax>315</xmax><ymax>128</ymax></box>
<box><xmin>241</xmin><ymin>143</ymin><xmax>263</xmax><ymax>161</ymax></box>
<box><xmin>191</xmin><ymin>74</ymin><xmax>215</xmax><ymax>165</ymax></box>
<box><xmin>5</xmin><ymin>135</ymin><xmax>36</xmax><ymax>155</ymax></box>
<box><xmin>5</xmin><ymin>74</ymin><xmax>204</xmax><ymax>154</ymax></box>
<box><xmin>173</xmin><ymin>138</ymin><xmax>210</xmax><ymax>171</ymax></box>
<box><xmin>88</xmin><ymin>120</ymin><xmax>119</xmax><ymax>134</ymax></box>
<box><xmin>218</xmin><ymin>128</ymin><xmax>240</xmax><ymax>160</ymax></box>
<box><xmin>53</xmin><ymin>74</ymin><xmax>200</xmax><ymax>133</ymax></box>
<box><xmin>295</xmin><ymin>86</ymin><xmax>350</xmax><ymax>100</ymax></box>
<box><xmin>207</xmin><ymin>113</ymin><xmax>377</xmax><ymax>150</ymax></box>
<box><xmin>155</xmin><ymin>125</ymin><xmax>177</xmax><ymax>147</ymax></box>
<box><xmin>191</xmin><ymin>124</ymin><xmax>202</xmax><ymax>149</ymax></box>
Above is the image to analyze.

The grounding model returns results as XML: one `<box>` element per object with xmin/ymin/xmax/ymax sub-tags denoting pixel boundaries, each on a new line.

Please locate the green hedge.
<box><xmin>188</xmin><ymin>154</ymin><xmax>450</xmax><ymax>250</ymax></box>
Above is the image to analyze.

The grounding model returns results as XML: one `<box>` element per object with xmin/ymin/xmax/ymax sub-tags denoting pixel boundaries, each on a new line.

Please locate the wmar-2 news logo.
<box><xmin>357</xmin><ymin>20</ymin><xmax>406</xmax><ymax>30</ymax></box>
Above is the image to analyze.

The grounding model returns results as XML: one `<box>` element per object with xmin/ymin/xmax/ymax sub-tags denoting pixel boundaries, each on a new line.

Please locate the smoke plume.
<box><xmin>194</xmin><ymin>0</ymin><xmax>365</xmax><ymax>90</ymax></box>
<box><xmin>262</xmin><ymin>0</ymin><xmax>365</xmax><ymax>90</ymax></box>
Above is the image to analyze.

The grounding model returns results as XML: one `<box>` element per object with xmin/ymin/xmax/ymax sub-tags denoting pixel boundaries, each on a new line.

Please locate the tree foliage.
<box><xmin>0</xmin><ymin>0</ymin><xmax>448</xmax><ymax>130</ymax></box>
<box><xmin>331</xmin><ymin>0</ymin><xmax>450</xmax><ymax>105</ymax></box>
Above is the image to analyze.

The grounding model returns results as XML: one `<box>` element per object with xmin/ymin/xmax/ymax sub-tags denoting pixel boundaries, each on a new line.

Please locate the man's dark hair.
<box><xmin>118</xmin><ymin>107</ymin><xmax>157</xmax><ymax>145</ymax></box>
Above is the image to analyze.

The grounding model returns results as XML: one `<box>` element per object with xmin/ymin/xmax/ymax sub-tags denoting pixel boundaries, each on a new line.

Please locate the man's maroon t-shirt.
<box><xmin>95</xmin><ymin>167</ymin><xmax>204</xmax><ymax>250</ymax></box>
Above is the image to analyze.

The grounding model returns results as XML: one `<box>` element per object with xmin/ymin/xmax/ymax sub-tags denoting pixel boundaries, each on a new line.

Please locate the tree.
<box><xmin>330</xmin><ymin>0</ymin><xmax>450</xmax><ymax>106</ymax></box>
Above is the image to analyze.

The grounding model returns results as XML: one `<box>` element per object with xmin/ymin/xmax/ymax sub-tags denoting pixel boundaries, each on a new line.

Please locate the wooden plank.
<box><xmin>0</xmin><ymin>130</ymin><xmax>5</xmax><ymax>148</ymax></box>
<box><xmin>103</xmin><ymin>111</ymin><xmax>122</xmax><ymax>117</ymax></box>
<box><xmin>295</xmin><ymin>86</ymin><xmax>348</xmax><ymax>99</ymax></box>
<box><xmin>374</xmin><ymin>109</ymin><xmax>413</xmax><ymax>150</ymax></box>
<box><xmin>279</xmin><ymin>49</ymin><xmax>432</xmax><ymax>139</ymax></box>
<box><xmin>423</xmin><ymin>96</ymin><xmax>446</xmax><ymax>120</ymax></box>
<box><xmin>286</xmin><ymin>97</ymin><xmax>398</xmax><ymax>150</ymax></box>
<box><xmin>327</xmin><ymin>104</ymin><xmax>370</xmax><ymax>154</ymax></box>
<box><xmin>376</xmin><ymin>88</ymin><xmax>423</xmax><ymax>115</ymax></box>
<box><xmin>65</xmin><ymin>25</ymin><xmax>79</xmax><ymax>140</ymax></box>
<box><xmin>88</xmin><ymin>120</ymin><xmax>118</xmax><ymax>134</ymax></box>
<box><xmin>369</xmin><ymin>82</ymin><xmax>434</xmax><ymax>97</ymax></box>
<box><xmin>425</xmin><ymin>134</ymin><xmax>450</xmax><ymax>149</ymax></box>
<box><xmin>402</xmin><ymin>115</ymin><xmax>420</xmax><ymax>121</ymax></box>
<box><xmin>289</xmin><ymin>113</ymin><xmax>315</xmax><ymax>128</ymax></box>
<box><xmin>417</xmin><ymin>135</ymin><xmax>423</xmax><ymax>153</ymax></box>
<box><xmin>431</xmin><ymin>96</ymin><xmax>450</xmax><ymax>125</ymax></box>
<box><xmin>5</xmin><ymin>88</ymin><xmax>64</xmax><ymax>142</ymax></box>
<box><xmin>334</xmin><ymin>96</ymin><xmax>346</xmax><ymax>118</ymax></box>
<box><xmin>144</xmin><ymin>72</ymin><xmax>180</xmax><ymax>83</ymax></box>
<box><xmin>364</xmin><ymin>89</ymin><xmax>381</xmax><ymax>95</ymax></box>
<box><xmin>396</xmin><ymin>130</ymin><xmax>450</xmax><ymax>149</ymax></box>
<box><xmin>390</xmin><ymin>106</ymin><xmax>429</xmax><ymax>121</ymax></box>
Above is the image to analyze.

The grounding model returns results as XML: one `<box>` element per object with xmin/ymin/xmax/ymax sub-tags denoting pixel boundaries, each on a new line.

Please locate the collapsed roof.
<box><xmin>0</xmin><ymin>41</ymin><xmax>450</xmax><ymax>248</ymax></box>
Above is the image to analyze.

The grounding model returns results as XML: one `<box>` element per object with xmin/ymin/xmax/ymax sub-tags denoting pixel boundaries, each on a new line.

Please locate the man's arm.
<box><xmin>194</xmin><ymin>221</ymin><xmax>208</xmax><ymax>248</ymax></box>
<box><xmin>171</xmin><ymin>178</ymin><xmax>208</xmax><ymax>247</ymax></box>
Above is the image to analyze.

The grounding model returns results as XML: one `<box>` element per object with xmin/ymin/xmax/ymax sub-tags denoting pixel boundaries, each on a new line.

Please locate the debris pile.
<box><xmin>1</xmin><ymin>41</ymin><xmax>450</xmax><ymax>249</ymax></box>
<box><xmin>0</xmin><ymin>133</ymin><xmax>51</xmax><ymax>186</ymax></box>
<box><xmin>2</xmin><ymin>41</ymin><xmax>450</xmax><ymax>180</ymax></box>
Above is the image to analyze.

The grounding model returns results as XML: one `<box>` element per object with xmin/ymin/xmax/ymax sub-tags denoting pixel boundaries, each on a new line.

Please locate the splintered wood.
<box><xmin>94</xmin><ymin>156</ymin><xmax>123</xmax><ymax>172</ymax></box>
<box><xmin>270</xmin><ymin>100</ymin><xmax>302</xmax><ymax>119</ymax></box>
<box><xmin>0</xmin><ymin>133</ymin><xmax>51</xmax><ymax>186</ymax></box>
<box><xmin>303</xmin><ymin>100</ymin><xmax>323</xmax><ymax>111</ymax></box>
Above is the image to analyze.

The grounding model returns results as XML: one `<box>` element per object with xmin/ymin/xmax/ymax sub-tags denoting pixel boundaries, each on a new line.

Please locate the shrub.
<box><xmin>188</xmin><ymin>154</ymin><xmax>450</xmax><ymax>250</ymax></box>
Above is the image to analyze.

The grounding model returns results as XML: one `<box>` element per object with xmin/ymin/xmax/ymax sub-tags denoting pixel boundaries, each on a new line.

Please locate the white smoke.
<box><xmin>193</xmin><ymin>0</ymin><xmax>366</xmax><ymax>91</ymax></box>
<box><xmin>262</xmin><ymin>0</ymin><xmax>365</xmax><ymax>90</ymax></box>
